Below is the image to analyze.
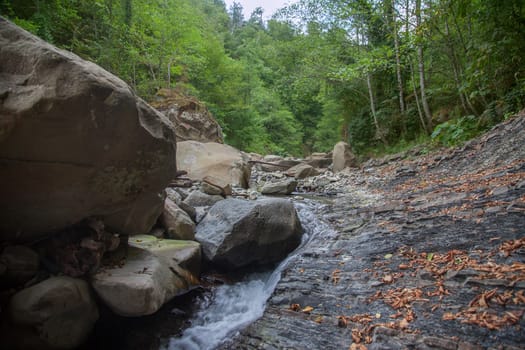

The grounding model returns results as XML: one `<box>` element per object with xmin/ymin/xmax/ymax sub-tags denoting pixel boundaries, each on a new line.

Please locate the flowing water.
<box><xmin>161</xmin><ymin>199</ymin><xmax>336</xmax><ymax>350</ymax></box>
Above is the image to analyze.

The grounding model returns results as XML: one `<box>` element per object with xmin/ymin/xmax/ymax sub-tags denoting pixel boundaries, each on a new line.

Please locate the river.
<box><xmin>161</xmin><ymin>198</ymin><xmax>335</xmax><ymax>350</ymax></box>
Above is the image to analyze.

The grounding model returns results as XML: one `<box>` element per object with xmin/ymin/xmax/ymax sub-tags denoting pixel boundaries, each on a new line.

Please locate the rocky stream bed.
<box><xmin>89</xmin><ymin>114</ymin><xmax>525</xmax><ymax>350</ymax></box>
<box><xmin>218</xmin><ymin>115</ymin><xmax>525</xmax><ymax>349</ymax></box>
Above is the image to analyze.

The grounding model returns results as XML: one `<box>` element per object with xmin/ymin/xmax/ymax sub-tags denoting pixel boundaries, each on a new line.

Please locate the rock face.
<box><xmin>7</xmin><ymin>276</ymin><xmax>99</xmax><ymax>349</ymax></box>
<box><xmin>162</xmin><ymin>198</ymin><xmax>195</xmax><ymax>240</ymax></box>
<box><xmin>332</xmin><ymin>141</ymin><xmax>356</xmax><ymax>172</ymax></box>
<box><xmin>0</xmin><ymin>19</ymin><xmax>177</xmax><ymax>240</ymax></box>
<box><xmin>151</xmin><ymin>88</ymin><xmax>223</xmax><ymax>143</ymax></box>
<box><xmin>91</xmin><ymin>237</ymin><xmax>200</xmax><ymax>317</ymax></box>
<box><xmin>195</xmin><ymin>198</ymin><xmax>303</xmax><ymax>270</ymax></box>
<box><xmin>177</xmin><ymin>141</ymin><xmax>251</xmax><ymax>188</ymax></box>
<box><xmin>261</xmin><ymin>179</ymin><xmax>298</xmax><ymax>195</ymax></box>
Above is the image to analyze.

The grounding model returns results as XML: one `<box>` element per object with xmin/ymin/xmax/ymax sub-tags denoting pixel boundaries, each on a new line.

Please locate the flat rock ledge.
<box><xmin>221</xmin><ymin>115</ymin><xmax>525</xmax><ymax>349</ymax></box>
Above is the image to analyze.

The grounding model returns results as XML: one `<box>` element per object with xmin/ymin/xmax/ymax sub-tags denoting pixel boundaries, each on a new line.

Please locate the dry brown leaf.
<box><xmin>301</xmin><ymin>306</ymin><xmax>314</xmax><ymax>314</ymax></box>
<box><xmin>290</xmin><ymin>303</ymin><xmax>300</xmax><ymax>312</ymax></box>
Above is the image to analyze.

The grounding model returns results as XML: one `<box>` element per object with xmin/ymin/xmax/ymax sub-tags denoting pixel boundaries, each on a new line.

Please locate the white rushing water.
<box><xmin>162</xmin><ymin>199</ymin><xmax>336</xmax><ymax>350</ymax></box>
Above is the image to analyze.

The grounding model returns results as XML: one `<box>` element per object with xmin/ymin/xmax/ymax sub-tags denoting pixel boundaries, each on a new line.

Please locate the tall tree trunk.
<box><xmin>367</xmin><ymin>73</ymin><xmax>387</xmax><ymax>145</ymax></box>
<box><xmin>392</xmin><ymin>0</ymin><xmax>405</xmax><ymax>115</ymax></box>
<box><xmin>443</xmin><ymin>17</ymin><xmax>472</xmax><ymax>115</ymax></box>
<box><xmin>410</xmin><ymin>60</ymin><xmax>429</xmax><ymax>133</ymax></box>
<box><xmin>415</xmin><ymin>0</ymin><xmax>433</xmax><ymax>130</ymax></box>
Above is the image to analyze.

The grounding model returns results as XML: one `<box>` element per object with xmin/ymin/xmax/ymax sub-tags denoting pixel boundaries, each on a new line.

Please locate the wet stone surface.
<box><xmin>223</xmin><ymin>116</ymin><xmax>525</xmax><ymax>349</ymax></box>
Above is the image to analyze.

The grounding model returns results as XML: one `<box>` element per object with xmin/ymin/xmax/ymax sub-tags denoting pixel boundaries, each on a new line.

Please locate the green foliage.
<box><xmin>2</xmin><ymin>0</ymin><xmax>523</xmax><ymax>157</ymax></box>
<box><xmin>430</xmin><ymin>116</ymin><xmax>482</xmax><ymax>147</ymax></box>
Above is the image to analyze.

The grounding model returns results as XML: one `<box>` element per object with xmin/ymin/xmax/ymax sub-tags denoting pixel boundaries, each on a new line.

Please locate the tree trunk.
<box><xmin>367</xmin><ymin>73</ymin><xmax>387</xmax><ymax>145</ymax></box>
<box><xmin>409</xmin><ymin>60</ymin><xmax>429</xmax><ymax>133</ymax></box>
<box><xmin>443</xmin><ymin>17</ymin><xmax>471</xmax><ymax>115</ymax></box>
<box><xmin>415</xmin><ymin>0</ymin><xmax>433</xmax><ymax>130</ymax></box>
<box><xmin>392</xmin><ymin>0</ymin><xmax>405</xmax><ymax>115</ymax></box>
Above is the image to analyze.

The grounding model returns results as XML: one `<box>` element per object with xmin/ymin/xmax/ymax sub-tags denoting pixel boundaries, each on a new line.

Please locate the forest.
<box><xmin>1</xmin><ymin>0</ymin><xmax>524</xmax><ymax>157</ymax></box>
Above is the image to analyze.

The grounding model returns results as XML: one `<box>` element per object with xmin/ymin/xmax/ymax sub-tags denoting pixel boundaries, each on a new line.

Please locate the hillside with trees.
<box><xmin>2</xmin><ymin>0</ymin><xmax>523</xmax><ymax>156</ymax></box>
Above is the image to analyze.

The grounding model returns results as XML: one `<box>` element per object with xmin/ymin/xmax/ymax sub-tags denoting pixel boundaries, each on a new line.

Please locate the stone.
<box><xmin>201</xmin><ymin>181</ymin><xmax>223</xmax><ymax>196</ymax></box>
<box><xmin>183</xmin><ymin>190</ymin><xmax>224</xmax><ymax>207</ymax></box>
<box><xmin>91</xmin><ymin>246</ymin><xmax>195</xmax><ymax>317</ymax></box>
<box><xmin>332</xmin><ymin>141</ymin><xmax>357</xmax><ymax>173</ymax></box>
<box><xmin>286</xmin><ymin>163</ymin><xmax>320</xmax><ymax>179</ymax></box>
<box><xmin>263</xmin><ymin>155</ymin><xmax>284</xmax><ymax>163</ymax></box>
<box><xmin>151</xmin><ymin>88</ymin><xmax>223</xmax><ymax>143</ymax></box>
<box><xmin>178</xmin><ymin>201</ymin><xmax>197</xmax><ymax>222</ymax></box>
<box><xmin>128</xmin><ymin>235</ymin><xmax>201</xmax><ymax>278</ymax></box>
<box><xmin>162</xmin><ymin>198</ymin><xmax>195</xmax><ymax>240</ymax></box>
<box><xmin>261</xmin><ymin>179</ymin><xmax>298</xmax><ymax>195</ymax></box>
<box><xmin>195</xmin><ymin>198</ymin><xmax>303</xmax><ymax>270</ymax></box>
<box><xmin>177</xmin><ymin>141</ymin><xmax>251</xmax><ymax>188</ymax></box>
<box><xmin>0</xmin><ymin>245</ymin><xmax>39</xmax><ymax>286</ymax></box>
<box><xmin>8</xmin><ymin>276</ymin><xmax>99</xmax><ymax>349</ymax></box>
<box><xmin>0</xmin><ymin>18</ymin><xmax>176</xmax><ymax>240</ymax></box>
<box><xmin>203</xmin><ymin>175</ymin><xmax>233</xmax><ymax>196</ymax></box>
<box><xmin>165</xmin><ymin>187</ymin><xmax>183</xmax><ymax>204</ymax></box>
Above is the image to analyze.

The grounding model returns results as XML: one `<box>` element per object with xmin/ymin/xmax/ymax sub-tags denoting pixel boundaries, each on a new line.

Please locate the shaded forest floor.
<box><xmin>224</xmin><ymin>113</ymin><xmax>525</xmax><ymax>349</ymax></box>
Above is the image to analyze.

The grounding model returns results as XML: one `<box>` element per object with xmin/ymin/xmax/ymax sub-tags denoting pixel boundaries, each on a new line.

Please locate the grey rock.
<box><xmin>286</xmin><ymin>163</ymin><xmax>320</xmax><ymax>179</ymax></box>
<box><xmin>332</xmin><ymin>141</ymin><xmax>357</xmax><ymax>172</ymax></box>
<box><xmin>9</xmin><ymin>276</ymin><xmax>98</xmax><ymax>349</ymax></box>
<box><xmin>165</xmin><ymin>187</ymin><xmax>183</xmax><ymax>205</ymax></box>
<box><xmin>162</xmin><ymin>198</ymin><xmax>195</xmax><ymax>240</ymax></box>
<box><xmin>195</xmin><ymin>198</ymin><xmax>303</xmax><ymax>270</ymax></box>
<box><xmin>92</xmin><ymin>246</ymin><xmax>195</xmax><ymax>317</ymax></box>
<box><xmin>201</xmin><ymin>181</ymin><xmax>223</xmax><ymax>196</ymax></box>
<box><xmin>0</xmin><ymin>18</ymin><xmax>176</xmax><ymax>240</ymax></box>
<box><xmin>183</xmin><ymin>190</ymin><xmax>224</xmax><ymax>207</ymax></box>
<box><xmin>261</xmin><ymin>179</ymin><xmax>298</xmax><ymax>195</ymax></box>
<box><xmin>152</xmin><ymin>88</ymin><xmax>223</xmax><ymax>143</ymax></box>
<box><xmin>179</xmin><ymin>201</ymin><xmax>197</xmax><ymax>222</ymax></box>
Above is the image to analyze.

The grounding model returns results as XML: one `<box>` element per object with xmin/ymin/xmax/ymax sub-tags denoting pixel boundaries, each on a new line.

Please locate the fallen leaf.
<box><xmin>290</xmin><ymin>303</ymin><xmax>300</xmax><ymax>312</ymax></box>
<box><xmin>384</xmin><ymin>253</ymin><xmax>393</xmax><ymax>259</ymax></box>
<box><xmin>302</xmin><ymin>306</ymin><xmax>314</xmax><ymax>314</ymax></box>
<box><xmin>382</xmin><ymin>275</ymin><xmax>393</xmax><ymax>284</ymax></box>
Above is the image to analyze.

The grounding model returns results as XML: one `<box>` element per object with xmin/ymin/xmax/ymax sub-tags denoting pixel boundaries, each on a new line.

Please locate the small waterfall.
<box><xmin>162</xmin><ymin>199</ymin><xmax>335</xmax><ymax>350</ymax></box>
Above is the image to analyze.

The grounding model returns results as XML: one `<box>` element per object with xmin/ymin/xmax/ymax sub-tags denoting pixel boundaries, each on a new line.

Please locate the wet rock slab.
<box><xmin>225</xmin><ymin>115</ymin><xmax>525</xmax><ymax>349</ymax></box>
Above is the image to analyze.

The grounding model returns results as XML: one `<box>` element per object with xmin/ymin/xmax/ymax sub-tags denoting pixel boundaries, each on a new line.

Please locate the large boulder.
<box><xmin>91</xmin><ymin>239</ymin><xmax>199</xmax><ymax>317</ymax></box>
<box><xmin>195</xmin><ymin>198</ymin><xmax>303</xmax><ymax>270</ymax></box>
<box><xmin>177</xmin><ymin>141</ymin><xmax>251</xmax><ymax>188</ymax></box>
<box><xmin>162</xmin><ymin>198</ymin><xmax>195</xmax><ymax>240</ymax></box>
<box><xmin>7</xmin><ymin>276</ymin><xmax>99</xmax><ymax>349</ymax></box>
<box><xmin>151</xmin><ymin>88</ymin><xmax>223</xmax><ymax>143</ymax></box>
<box><xmin>0</xmin><ymin>19</ymin><xmax>177</xmax><ymax>240</ymax></box>
<box><xmin>332</xmin><ymin>141</ymin><xmax>357</xmax><ymax>172</ymax></box>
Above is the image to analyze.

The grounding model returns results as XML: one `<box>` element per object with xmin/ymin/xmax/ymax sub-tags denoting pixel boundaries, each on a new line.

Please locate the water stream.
<box><xmin>161</xmin><ymin>199</ymin><xmax>336</xmax><ymax>350</ymax></box>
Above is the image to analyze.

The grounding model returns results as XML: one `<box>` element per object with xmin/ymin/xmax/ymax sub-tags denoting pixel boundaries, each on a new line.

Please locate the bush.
<box><xmin>430</xmin><ymin>115</ymin><xmax>482</xmax><ymax>147</ymax></box>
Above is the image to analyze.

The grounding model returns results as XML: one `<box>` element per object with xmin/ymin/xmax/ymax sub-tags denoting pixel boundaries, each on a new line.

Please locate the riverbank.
<box><xmin>223</xmin><ymin>114</ymin><xmax>525</xmax><ymax>349</ymax></box>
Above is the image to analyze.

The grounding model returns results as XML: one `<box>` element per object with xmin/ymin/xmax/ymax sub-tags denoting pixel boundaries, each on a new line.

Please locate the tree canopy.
<box><xmin>2</xmin><ymin>0</ymin><xmax>524</xmax><ymax>156</ymax></box>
